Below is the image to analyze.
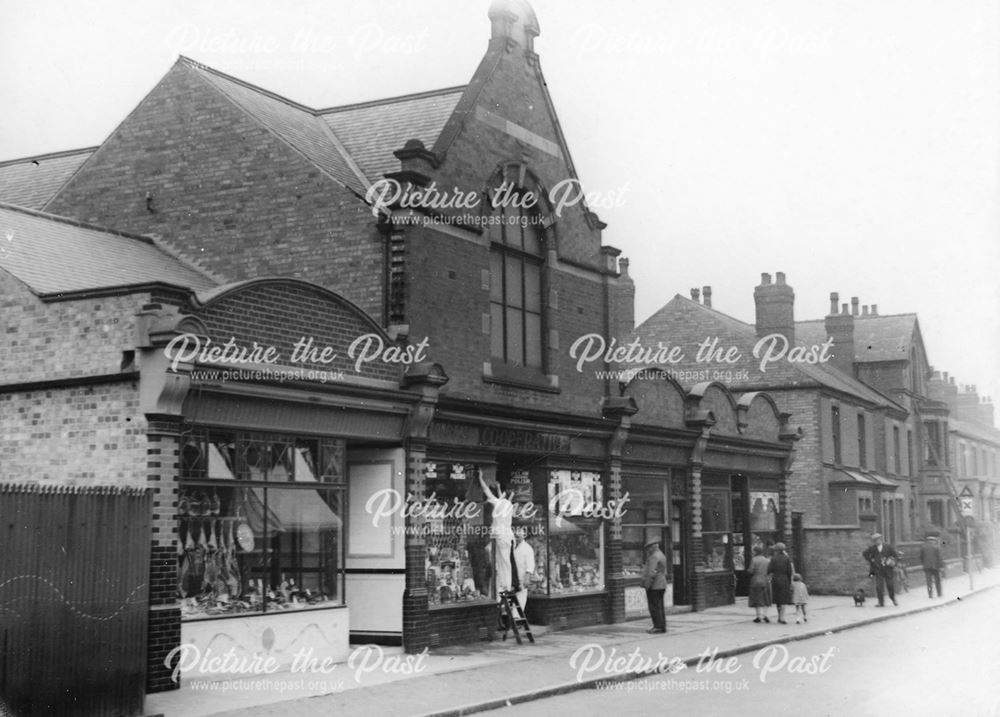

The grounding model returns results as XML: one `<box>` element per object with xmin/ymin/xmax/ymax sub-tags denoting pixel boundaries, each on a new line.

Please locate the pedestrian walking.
<box><xmin>767</xmin><ymin>542</ymin><xmax>793</xmax><ymax>624</ymax></box>
<box><xmin>918</xmin><ymin>534</ymin><xmax>945</xmax><ymax>598</ymax></box>
<box><xmin>792</xmin><ymin>573</ymin><xmax>809</xmax><ymax>623</ymax></box>
<box><xmin>747</xmin><ymin>545</ymin><xmax>772</xmax><ymax>623</ymax></box>
<box><xmin>862</xmin><ymin>533</ymin><xmax>899</xmax><ymax>606</ymax></box>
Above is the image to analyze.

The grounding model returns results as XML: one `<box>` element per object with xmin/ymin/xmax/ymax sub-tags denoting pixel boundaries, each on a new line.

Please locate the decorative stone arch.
<box><xmin>481</xmin><ymin>161</ymin><xmax>558</xmax><ymax>236</ymax></box>
<box><xmin>687</xmin><ymin>381</ymin><xmax>739</xmax><ymax>436</ymax></box>
<box><xmin>188</xmin><ymin>276</ymin><xmax>406</xmax><ymax>383</ymax></box>
<box><xmin>622</xmin><ymin>373</ymin><xmax>687</xmax><ymax>430</ymax></box>
<box><xmin>736</xmin><ymin>391</ymin><xmax>783</xmax><ymax>441</ymax></box>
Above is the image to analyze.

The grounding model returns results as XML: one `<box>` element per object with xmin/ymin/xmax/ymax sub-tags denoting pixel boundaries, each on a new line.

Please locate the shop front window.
<box><xmin>749</xmin><ymin>491</ymin><xmax>781</xmax><ymax>557</ymax></box>
<box><xmin>621</xmin><ymin>474</ymin><xmax>669</xmax><ymax>581</ymax></box>
<box><xmin>178</xmin><ymin>429</ymin><xmax>345</xmax><ymax>620</ymax></box>
<box><xmin>701</xmin><ymin>488</ymin><xmax>732</xmax><ymax>571</ymax></box>
<box><xmin>423</xmin><ymin>462</ymin><xmax>493</xmax><ymax>606</ymax></box>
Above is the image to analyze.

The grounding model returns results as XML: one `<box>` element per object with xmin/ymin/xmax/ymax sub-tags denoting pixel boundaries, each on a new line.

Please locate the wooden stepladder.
<box><xmin>498</xmin><ymin>590</ymin><xmax>534</xmax><ymax>644</ymax></box>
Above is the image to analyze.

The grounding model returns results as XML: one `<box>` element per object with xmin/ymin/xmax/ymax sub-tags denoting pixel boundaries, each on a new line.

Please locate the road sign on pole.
<box><xmin>959</xmin><ymin>485</ymin><xmax>974</xmax><ymax>517</ymax></box>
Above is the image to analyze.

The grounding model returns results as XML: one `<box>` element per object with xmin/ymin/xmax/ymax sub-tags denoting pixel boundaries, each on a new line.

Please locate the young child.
<box><xmin>792</xmin><ymin>573</ymin><xmax>809</xmax><ymax>624</ymax></box>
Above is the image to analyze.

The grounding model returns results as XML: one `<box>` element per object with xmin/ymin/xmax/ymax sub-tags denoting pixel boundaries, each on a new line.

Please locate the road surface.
<box><xmin>489</xmin><ymin>590</ymin><xmax>1000</xmax><ymax>716</ymax></box>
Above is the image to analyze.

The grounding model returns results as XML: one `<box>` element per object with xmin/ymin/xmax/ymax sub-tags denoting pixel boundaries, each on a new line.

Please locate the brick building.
<box><xmin>626</xmin><ymin>274</ymin><xmax>944</xmax><ymax>593</ymax></box>
<box><xmin>0</xmin><ymin>3</ymin><xmax>795</xmax><ymax>707</ymax></box>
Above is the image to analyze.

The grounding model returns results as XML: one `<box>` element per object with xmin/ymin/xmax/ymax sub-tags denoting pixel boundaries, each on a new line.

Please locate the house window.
<box><xmin>489</xmin><ymin>200</ymin><xmax>544</xmax><ymax>370</ymax></box>
<box><xmin>891</xmin><ymin>426</ymin><xmax>900</xmax><ymax>475</ymax></box>
<box><xmin>831</xmin><ymin>405</ymin><xmax>842</xmax><ymax>464</ymax></box>
<box><xmin>857</xmin><ymin>413</ymin><xmax>867</xmax><ymax>469</ymax></box>
<box><xmin>928</xmin><ymin>499</ymin><xmax>944</xmax><ymax>527</ymax></box>
<box><xmin>907</xmin><ymin>430</ymin><xmax>915</xmax><ymax>476</ymax></box>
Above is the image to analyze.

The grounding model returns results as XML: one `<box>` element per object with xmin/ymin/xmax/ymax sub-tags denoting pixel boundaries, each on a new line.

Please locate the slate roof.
<box><xmin>321</xmin><ymin>88</ymin><xmax>464</xmax><ymax>183</ymax></box>
<box><xmin>949</xmin><ymin>416</ymin><xmax>1000</xmax><ymax>444</ymax></box>
<box><xmin>0</xmin><ymin>59</ymin><xmax>468</xmax><ymax>208</ymax></box>
<box><xmin>630</xmin><ymin>295</ymin><xmax>902</xmax><ymax>408</ymax></box>
<box><xmin>797</xmin><ymin>314</ymin><xmax>919</xmax><ymax>363</ymax></box>
<box><xmin>185</xmin><ymin>58</ymin><xmax>464</xmax><ymax>197</ymax></box>
<box><xmin>0</xmin><ymin>202</ymin><xmax>217</xmax><ymax>297</ymax></box>
<box><xmin>0</xmin><ymin>148</ymin><xmax>96</xmax><ymax>210</ymax></box>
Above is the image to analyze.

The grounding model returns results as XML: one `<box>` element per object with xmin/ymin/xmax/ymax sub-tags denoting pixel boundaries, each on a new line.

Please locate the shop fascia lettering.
<box><xmin>479</xmin><ymin>427</ymin><xmax>569</xmax><ymax>452</ymax></box>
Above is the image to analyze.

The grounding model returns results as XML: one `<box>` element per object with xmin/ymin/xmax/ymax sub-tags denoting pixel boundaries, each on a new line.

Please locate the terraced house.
<box><xmin>626</xmin><ymin>273</ymin><xmax>997</xmax><ymax>594</ymax></box>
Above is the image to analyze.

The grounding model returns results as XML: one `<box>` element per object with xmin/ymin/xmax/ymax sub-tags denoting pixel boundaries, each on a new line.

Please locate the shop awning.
<box><xmin>830</xmin><ymin>469</ymin><xmax>898</xmax><ymax>489</ymax></box>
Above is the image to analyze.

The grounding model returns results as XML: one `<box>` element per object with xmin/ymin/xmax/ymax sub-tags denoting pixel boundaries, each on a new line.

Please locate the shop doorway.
<box><xmin>671</xmin><ymin>499</ymin><xmax>687</xmax><ymax>605</ymax></box>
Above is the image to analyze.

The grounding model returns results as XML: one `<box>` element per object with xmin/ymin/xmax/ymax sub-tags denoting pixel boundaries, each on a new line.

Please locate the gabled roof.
<box><xmin>0</xmin><ymin>148</ymin><xmax>96</xmax><ymax>209</ymax></box>
<box><xmin>0</xmin><ymin>202</ymin><xmax>217</xmax><ymax>297</ymax></box>
<box><xmin>631</xmin><ymin>295</ymin><xmax>903</xmax><ymax>409</ymax></box>
<box><xmin>183</xmin><ymin>58</ymin><xmax>464</xmax><ymax>197</ymax></box>
<box><xmin>797</xmin><ymin>313</ymin><xmax>920</xmax><ymax>363</ymax></box>
<box><xmin>0</xmin><ymin>59</ymin><xmax>468</xmax><ymax>208</ymax></box>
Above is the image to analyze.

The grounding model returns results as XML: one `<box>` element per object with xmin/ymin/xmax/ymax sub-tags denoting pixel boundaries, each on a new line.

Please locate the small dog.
<box><xmin>852</xmin><ymin>588</ymin><xmax>866</xmax><ymax>607</ymax></box>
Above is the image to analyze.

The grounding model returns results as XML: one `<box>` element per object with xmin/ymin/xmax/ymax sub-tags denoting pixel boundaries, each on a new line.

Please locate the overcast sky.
<box><xmin>2</xmin><ymin>0</ymin><xmax>998</xmax><ymax>418</ymax></box>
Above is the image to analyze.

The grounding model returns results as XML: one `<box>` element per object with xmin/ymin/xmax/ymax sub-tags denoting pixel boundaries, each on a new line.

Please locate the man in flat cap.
<box><xmin>918</xmin><ymin>535</ymin><xmax>945</xmax><ymax>598</ymax></box>
<box><xmin>862</xmin><ymin>533</ymin><xmax>899</xmax><ymax>606</ymax></box>
<box><xmin>642</xmin><ymin>537</ymin><xmax>667</xmax><ymax>633</ymax></box>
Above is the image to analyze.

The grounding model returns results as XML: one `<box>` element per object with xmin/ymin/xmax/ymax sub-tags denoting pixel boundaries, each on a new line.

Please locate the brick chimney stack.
<box><xmin>824</xmin><ymin>291</ymin><xmax>855</xmax><ymax>377</ymax></box>
<box><xmin>754</xmin><ymin>272</ymin><xmax>795</xmax><ymax>343</ymax></box>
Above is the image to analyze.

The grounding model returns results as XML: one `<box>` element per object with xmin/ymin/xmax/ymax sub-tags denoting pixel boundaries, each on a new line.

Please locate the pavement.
<box><xmin>145</xmin><ymin>566</ymin><xmax>1000</xmax><ymax>717</ymax></box>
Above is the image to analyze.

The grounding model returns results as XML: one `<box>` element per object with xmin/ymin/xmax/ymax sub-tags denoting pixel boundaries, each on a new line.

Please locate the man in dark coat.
<box><xmin>862</xmin><ymin>533</ymin><xmax>899</xmax><ymax>606</ymax></box>
<box><xmin>642</xmin><ymin>538</ymin><xmax>667</xmax><ymax>633</ymax></box>
<box><xmin>918</xmin><ymin>535</ymin><xmax>945</xmax><ymax>598</ymax></box>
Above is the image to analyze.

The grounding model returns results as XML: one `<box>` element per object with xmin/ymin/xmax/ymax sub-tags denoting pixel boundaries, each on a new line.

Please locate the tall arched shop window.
<box><xmin>488</xmin><ymin>181</ymin><xmax>545</xmax><ymax>371</ymax></box>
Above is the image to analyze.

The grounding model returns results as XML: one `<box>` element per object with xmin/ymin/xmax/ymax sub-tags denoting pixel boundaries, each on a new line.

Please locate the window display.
<box><xmin>701</xmin><ymin>488</ymin><xmax>732</xmax><ymax>571</ymax></box>
<box><xmin>423</xmin><ymin>462</ymin><xmax>493</xmax><ymax>606</ymax></box>
<box><xmin>621</xmin><ymin>474</ymin><xmax>669</xmax><ymax>580</ymax></box>
<box><xmin>178</xmin><ymin>429</ymin><xmax>345</xmax><ymax>620</ymax></box>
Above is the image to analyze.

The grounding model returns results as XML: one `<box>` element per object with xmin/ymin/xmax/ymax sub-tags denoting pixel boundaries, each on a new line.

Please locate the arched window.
<box><xmin>487</xmin><ymin>178</ymin><xmax>546</xmax><ymax>370</ymax></box>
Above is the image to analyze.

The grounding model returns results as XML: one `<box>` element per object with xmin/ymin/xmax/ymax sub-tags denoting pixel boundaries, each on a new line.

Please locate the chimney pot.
<box><xmin>702</xmin><ymin>286</ymin><xmax>712</xmax><ymax>308</ymax></box>
<box><xmin>841</xmin><ymin>303</ymin><xmax>849</xmax><ymax>315</ymax></box>
<box><xmin>862</xmin><ymin>305</ymin><xmax>869</xmax><ymax>316</ymax></box>
<box><xmin>871</xmin><ymin>304</ymin><xmax>878</xmax><ymax>315</ymax></box>
<box><xmin>691</xmin><ymin>288</ymin><xmax>701</xmax><ymax>302</ymax></box>
<box><xmin>829</xmin><ymin>292</ymin><xmax>839</xmax><ymax>315</ymax></box>
<box><xmin>851</xmin><ymin>297</ymin><xmax>859</xmax><ymax>316</ymax></box>
<box><xmin>761</xmin><ymin>273</ymin><xmax>772</xmax><ymax>285</ymax></box>
<box><xmin>776</xmin><ymin>271</ymin><xmax>786</xmax><ymax>285</ymax></box>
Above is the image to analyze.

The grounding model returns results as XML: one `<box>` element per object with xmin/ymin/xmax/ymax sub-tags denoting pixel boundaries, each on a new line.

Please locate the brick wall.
<box><xmin>399</xmin><ymin>37</ymin><xmax>621</xmax><ymax>413</ymax></box>
<box><xmin>0</xmin><ymin>383</ymin><xmax>146</xmax><ymax>485</ymax></box>
<box><xmin>0</xmin><ymin>269</ymin><xmax>144</xmax><ymax>384</ymax></box>
<box><xmin>426</xmin><ymin>604</ymin><xmax>498</xmax><ymax>647</ymax></box>
<box><xmin>526</xmin><ymin>593</ymin><xmax>608</xmax><ymax>629</ymax></box>
<box><xmin>801</xmin><ymin>526</ymin><xmax>872</xmax><ymax>594</ymax></box>
<box><xmin>194</xmin><ymin>279</ymin><xmax>400</xmax><ymax>382</ymax></box>
<box><xmin>46</xmin><ymin>61</ymin><xmax>384</xmax><ymax>318</ymax></box>
<box><xmin>771</xmin><ymin>390</ymin><xmax>824</xmax><ymax>524</ymax></box>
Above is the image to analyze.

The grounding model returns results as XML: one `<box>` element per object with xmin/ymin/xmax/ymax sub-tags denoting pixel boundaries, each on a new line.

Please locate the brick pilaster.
<box><xmin>145</xmin><ymin>416</ymin><xmax>182</xmax><ymax>693</ymax></box>
<box><xmin>402</xmin><ymin>441</ymin><xmax>430</xmax><ymax>653</ymax></box>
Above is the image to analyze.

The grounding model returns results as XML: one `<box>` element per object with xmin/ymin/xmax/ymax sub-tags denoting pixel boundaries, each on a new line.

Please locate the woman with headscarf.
<box><xmin>767</xmin><ymin>542</ymin><xmax>794</xmax><ymax>624</ymax></box>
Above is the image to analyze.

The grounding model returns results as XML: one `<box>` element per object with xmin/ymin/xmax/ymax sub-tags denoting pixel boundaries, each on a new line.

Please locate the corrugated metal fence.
<box><xmin>0</xmin><ymin>484</ymin><xmax>151</xmax><ymax>717</ymax></box>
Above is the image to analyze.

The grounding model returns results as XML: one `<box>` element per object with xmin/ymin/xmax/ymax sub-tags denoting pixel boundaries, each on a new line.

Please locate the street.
<box><xmin>489</xmin><ymin>590</ymin><xmax>1000</xmax><ymax>717</ymax></box>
